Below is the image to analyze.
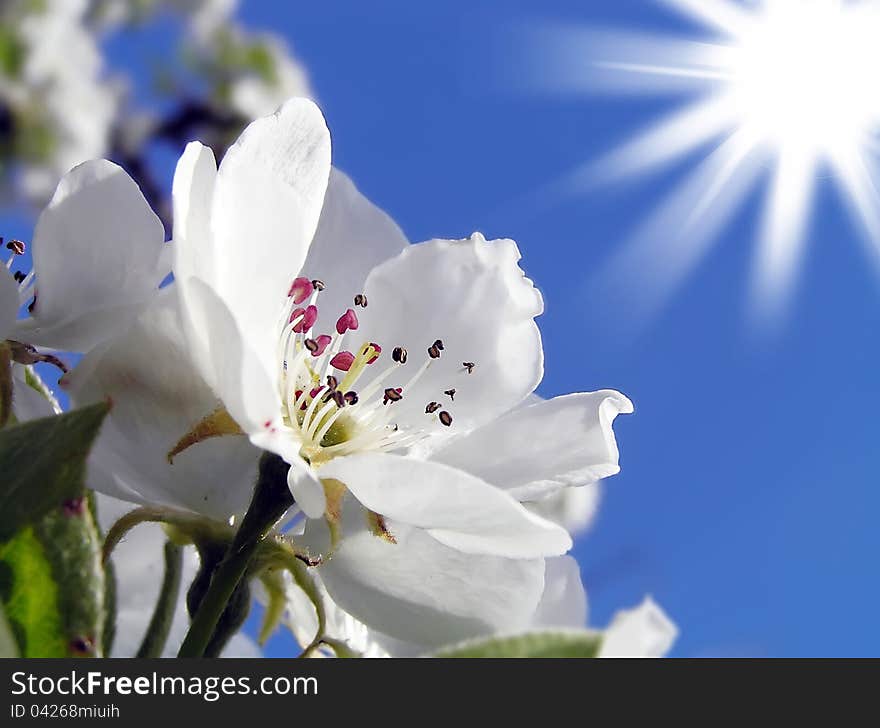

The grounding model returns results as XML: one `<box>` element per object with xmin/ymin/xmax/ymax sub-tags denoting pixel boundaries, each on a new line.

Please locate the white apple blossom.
<box><xmin>67</xmin><ymin>97</ymin><xmax>632</xmax><ymax>647</ymax></box>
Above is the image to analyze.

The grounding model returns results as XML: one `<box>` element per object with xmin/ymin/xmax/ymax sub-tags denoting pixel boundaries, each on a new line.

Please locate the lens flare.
<box><xmin>530</xmin><ymin>0</ymin><xmax>880</xmax><ymax>323</ymax></box>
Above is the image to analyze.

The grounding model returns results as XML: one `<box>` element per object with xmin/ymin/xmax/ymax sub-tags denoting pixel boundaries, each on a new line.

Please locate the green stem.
<box><xmin>177</xmin><ymin>453</ymin><xmax>293</xmax><ymax>658</ymax></box>
<box><xmin>136</xmin><ymin>541</ymin><xmax>183</xmax><ymax>658</ymax></box>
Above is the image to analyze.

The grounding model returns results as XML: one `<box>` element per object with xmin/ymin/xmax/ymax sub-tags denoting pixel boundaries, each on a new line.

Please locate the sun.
<box><xmin>533</xmin><ymin>0</ymin><xmax>880</xmax><ymax>322</ymax></box>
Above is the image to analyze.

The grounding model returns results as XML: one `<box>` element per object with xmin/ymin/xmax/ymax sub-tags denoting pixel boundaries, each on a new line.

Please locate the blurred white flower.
<box><xmin>528</xmin><ymin>484</ymin><xmax>602</xmax><ymax>537</ymax></box>
<box><xmin>598</xmin><ymin>597</ymin><xmax>678</xmax><ymax>658</ymax></box>
<box><xmin>89</xmin><ymin>0</ymin><xmax>237</xmax><ymax>35</ymax></box>
<box><xmin>1</xmin><ymin>0</ymin><xmax>118</xmax><ymax>203</ymax></box>
<box><xmin>226</xmin><ymin>32</ymin><xmax>312</xmax><ymax>119</ymax></box>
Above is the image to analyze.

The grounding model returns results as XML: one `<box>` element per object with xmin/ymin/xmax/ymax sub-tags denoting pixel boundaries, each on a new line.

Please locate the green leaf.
<box><xmin>433</xmin><ymin>630</ymin><xmax>604</xmax><ymax>658</ymax></box>
<box><xmin>0</xmin><ymin>527</ymin><xmax>66</xmax><ymax>656</ymax></box>
<box><xmin>0</xmin><ymin>401</ymin><xmax>109</xmax><ymax>542</ymax></box>
<box><xmin>0</xmin><ymin>494</ymin><xmax>108</xmax><ymax>657</ymax></box>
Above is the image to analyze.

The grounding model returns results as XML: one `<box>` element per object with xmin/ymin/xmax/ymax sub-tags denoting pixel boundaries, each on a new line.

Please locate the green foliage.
<box><xmin>0</xmin><ymin>26</ymin><xmax>25</xmax><ymax>78</ymax></box>
<box><xmin>433</xmin><ymin>630</ymin><xmax>604</xmax><ymax>658</ymax></box>
<box><xmin>0</xmin><ymin>401</ymin><xmax>112</xmax><ymax>657</ymax></box>
<box><xmin>0</xmin><ymin>401</ymin><xmax>109</xmax><ymax>542</ymax></box>
<box><xmin>0</xmin><ymin>527</ymin><xmax>66</xmax><ymax>656</ymax></box>
<box><xmin>0</xmin><ymin>494</ymin><xmax>109</xmax><ymax>657</ymax></box>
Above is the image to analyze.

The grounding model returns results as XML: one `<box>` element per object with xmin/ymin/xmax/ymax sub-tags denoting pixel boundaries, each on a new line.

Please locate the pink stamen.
<box><xmin>288</xmin><ymin>277</ymin><xmax>313</xmax><ymax>304</ymax></box>
<box><xmin>367</xmin><ymin>343</ymin><xmax>382</xmax><ymax>364</ymax></box>
<box><xmin>330</xmin><ymin>351</ymin><xmax>355</xmax><ymax>371</ymax></box>
<box><xmin>336</xmin><ymin>308</ymin><xmax>359</xmax><ymax>335</ymax></box>
<box><xmin>311</xmin><ymin>334</ymin><xmax>332</xmax><ymax>357</ymax></box>
<box><xmin>291</xmin><ymin>305</ymin><xmax>318</xmax><ymax>333</ymax></box>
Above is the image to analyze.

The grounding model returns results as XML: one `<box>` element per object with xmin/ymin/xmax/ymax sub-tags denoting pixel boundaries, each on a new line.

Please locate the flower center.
<box><xmin>276</xmin><ymin>276</ymin><xmax>456</xmax><ymax>467</ymax></box>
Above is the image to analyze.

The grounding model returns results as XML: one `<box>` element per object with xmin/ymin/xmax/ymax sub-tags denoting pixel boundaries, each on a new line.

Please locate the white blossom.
<box><xmin>599</xmin><ymin>597</ymin><xmax>678</xmax><ymax>658</ymax></box>
<box><xmin>68</xmin><ymin>98</ymin><xmax>631</xmax><ymax>647</ymax></box>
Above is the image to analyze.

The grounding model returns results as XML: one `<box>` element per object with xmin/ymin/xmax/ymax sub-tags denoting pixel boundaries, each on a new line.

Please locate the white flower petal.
<box><xmin>0</xmin><ymin>267</ymin><xmax>19</xmax><ymax>341</ymax></box>
<box><xmin>303</xmin><ymin>498</ymin><xmax>546</xmax><ymax>647</ymax></box>
<box><xmin>599</xmin><ymin>597</ymin><xmax>678</xmax><ymax>658</ymax></box>
<box><xmin>300</xmin><ymin>168</ymin><xmax>408</xmax><ymax>330</ymax></box>
<box><xmin>172</xmin><ymin>141</ymin><xmax>218</xmax><ymax>289</ymax></box>
<box><xmin>208</xmin><ymin>97</ymin><xmax>331</xmax><ymax>369</ymax></box>
<box><xmin>278</xmin><ymin>571</ymin><xmax>390</xmax><ymax>658</ymax></box>
<box><xmin>531</xmin><ymin>556</ymin><xmax>588</xmax><ymax>630</ymax></box>
<box><xmin>66</xmin><ymin>287</ymin><xmax>261</xmax><ymax>520</ymax></box>
<box><xmin>432</xmin><ymin>391</ymin><xmax>633</xmax><ymax>501</ymax></box>
<box><xmin>358</xmin><ymin>234</ymin><xmax>544</xmax><ymax>438</ymax></box>
<box><xmin>17</xmin><ymin>160</ymin><xmax>165</xmax><ymax>351</ymax></box>
<box><xmin>181</xmin><ymin>277</ymin><xmax>291</xmax><ymax>457</ymax></box>
<box><xmin>318</xmin><ymin>452</ymin><xmax>571</xmax><ymax>558</ymax></box>
<box><xmin>287</xmin><ymin>463</ymin><xmax>326</xmax><ymax>518</ymax></box>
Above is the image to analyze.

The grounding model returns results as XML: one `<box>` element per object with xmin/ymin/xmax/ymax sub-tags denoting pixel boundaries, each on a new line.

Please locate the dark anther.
<box><xmin>425</xmin><ymin>401</ymin><xmax>441</xmax><ymax>414</ymax></box>
<box><xmin>433</xmin><ymin>339</ymin><xmax>444</xmax><ymax>351</ymax></box>
<box><xmin>311</xmin><ymin>279</ymin><xmax>325</xmax><ymax>291</ymax></box>
<box><xmin>344</xmin><ymin>391</ymin><xmax>359</xmax><ymax>405</ymax></box>
<box><xmin>326</xmin><ymin>375</ymin><xmax>338</xmax><ymax>391</ymax></box>
<box><xmin>6</xmin><ymin>239</ymin><xmax>25</xmax><ymax>255</ymax></box>
<box><xmin>27</xmin><ymin>293</ymin><xmax>36</xmax><ymax>313</ymax></box>
<box><xmin>439</xmin><ymin>411</ymin><xmax>453</xmax><ymax>427</ymax></box>
<box><xmin>383</xmin><ymin>387</ymin><xmax>403</xmax><ymax>405</ymax></box>
<box><xmin>13</xmin><ymin>271</ymin><xmax>25</xmax><ymax>283</ymax></box>
<box><xmin>392</xmin><ymin>346</ymin><xmax>408</xmax><ymax>364</ymax></box>
<box><xmin>444</xmin><ymin>388</ymin><xmax>456</xmax><ymax>400</ymax></box>
<box><xmin>354</xmin><ymin>293</ymin><xmax>368</xmax><ymax>307</ymax></box>
<box><xmin>333</xmin><ymin>390</ymin><xmax>345</xmax><ymax>408</ymax></box>
<box><xmin>428</xmin><ymin>344</ymin><xmax>442</xmax><ymax>359</ymax></box>
<box><xmin>463</xmin><ymin>362</ymin><xmax>475</xmax><ymax>374</ymax></box>
<box><xmin>304</xmin><ymin>338</ymin><xmax>319</xmax><ymax>353</ymax></box>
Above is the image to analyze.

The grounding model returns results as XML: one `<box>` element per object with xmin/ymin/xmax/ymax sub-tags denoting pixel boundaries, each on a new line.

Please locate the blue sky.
<box><xmin>7</xmin><ymin>0</ymin><xmax>880</xmax><ymax>656</ymax></box>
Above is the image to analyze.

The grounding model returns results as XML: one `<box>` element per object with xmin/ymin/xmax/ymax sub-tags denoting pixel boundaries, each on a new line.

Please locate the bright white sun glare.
<box><xmin>528</xmin><ymin>0</ymin><xmax>880</xmax><ymax>324</ymax></box>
